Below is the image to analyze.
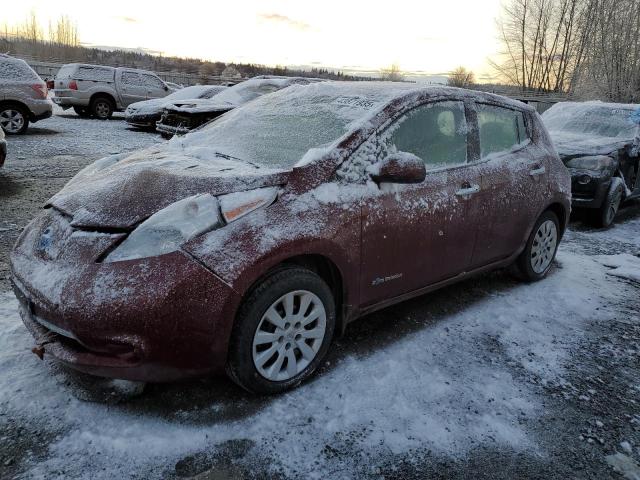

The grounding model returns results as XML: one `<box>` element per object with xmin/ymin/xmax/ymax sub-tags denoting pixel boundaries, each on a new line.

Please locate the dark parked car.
<box><xmin>124</xmin><ymin>85</ymin><xmax>227</xmax><ymax>129</ymax></box>
<box><xmin>155</xmin><ymin>76</ymin><xmax>320</xmax><ymax>138</ymax></box>
<box><xmin>542</xmin><ymin>101</ymin><xmax>640</xmax><ymax>227</ymax></box>
<box><xmin>11</xmin><ymin>82</ymin><xmax>570</xmax><ymax>394</ymax></box>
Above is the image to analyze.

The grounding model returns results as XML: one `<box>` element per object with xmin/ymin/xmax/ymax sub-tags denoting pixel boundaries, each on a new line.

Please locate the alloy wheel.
<box><xmin>95</xmin><ymin>101</ymin><xmax>111</xmax><ymax>118</ymax></box>
<box><xmin>530</xmin><ymin>220</ymin><xmax>558</xmax><ymax>274</ymax></box>
<box><xmin>0</xmin><ymin>109</ymin><xmax>25</xmax><ymax>133</ymax></box>
<box><xmin>252</xmin><ymin>290</ymin><xmax>327</xmax><ymax>382</ymax></box>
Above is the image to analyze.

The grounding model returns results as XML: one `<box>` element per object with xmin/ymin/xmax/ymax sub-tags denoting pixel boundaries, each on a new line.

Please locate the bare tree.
<box><xmin>447</xmin><ymin>67</ymin><xmax>475</xmax><ymax>87</ymax></box>
<box><xmin>380</xmin><ymin>63</ymin><xmax>404</xmax><ymax>82</ymax></box>
<box><xmin>574</xmin><ymin>0</ymin><xmax>640</xmax><ymax>102</ymax></box>
<box><xmin>490</xmin><ymin>0</ymin><xmax>592</xmax><ymax>92</ymax></box>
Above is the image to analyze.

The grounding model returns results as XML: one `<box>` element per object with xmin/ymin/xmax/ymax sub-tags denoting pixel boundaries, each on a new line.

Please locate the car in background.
<box><xmin>53</xmin><ymin>64</ymin><xmax>174</xmax><ymax>119</ymax></box>
<box><xmin>0</xmin><ymin>54</ymin><xmax>53</xmax><ymax>135</ymax></box>
<box><xmin>11</xmin><ymin>82</ymin><xmax>569</xmax><ymax>394</ymax></box>
<box><xmin>0</xmin><ymin>128</ymin><xmax>6</xmax><ymax>167</ymax></box>
<box><xmin>125</xmin><ymin>85</ymin><xmax>227</xmax><ymax>129</ymax></box>
<box><xmin>155</xmin><ymin>76</ymin><xmax>321</xmax><ymax>138</ymax></box>
<box><xmin>542</xmin><ymin>101</ymin><xmax>640</xmax><ymax>227</ymax></box>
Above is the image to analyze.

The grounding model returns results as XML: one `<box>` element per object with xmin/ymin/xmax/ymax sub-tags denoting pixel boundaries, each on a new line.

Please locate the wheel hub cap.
<box><xmin>0</xmin><ymin>109</ymin><xmax>24</xmax><ymax>133</ymax></box>
<box><xmin>252</xmin><ymin>290</ymin><xmax>327</xmax><ymax>382</ymax></box>
<box><xmin>530</xmin><ymin>220</ymin><xmax>558</xmax><ymax>274</ymax></box>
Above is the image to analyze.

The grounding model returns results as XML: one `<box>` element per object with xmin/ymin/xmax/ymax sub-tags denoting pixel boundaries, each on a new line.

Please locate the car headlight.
<box><xmin>565</xmin><ymin>155</ymin><xmax>615</xmax><ymax>170</ymax></box>
<box><xmin>104</xmin><ymin>187</ymin><xmax>278</xmax><ymax>263</ymax></box>
<box><xmin>104</xmin><ymin>194</ymin><xmax>221</xmax><ymax>262</ymax></box>
<box><xmin>218</xmin><ymin>187</ymin><xmax>279</xmax><ymax>223</ymax></box>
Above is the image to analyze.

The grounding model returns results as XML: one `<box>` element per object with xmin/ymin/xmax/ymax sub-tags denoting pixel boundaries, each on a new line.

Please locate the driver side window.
<box><xmin>383</xmin><ymin>101</ymin><xmax>468</xmax><ymax>170</ymax></box>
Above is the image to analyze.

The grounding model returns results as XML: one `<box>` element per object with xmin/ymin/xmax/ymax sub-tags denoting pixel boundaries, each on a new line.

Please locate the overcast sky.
<box><xmin>5</xmin><ymin>0</ymin><xmax>504</xmax><ymax>80</ymax></box>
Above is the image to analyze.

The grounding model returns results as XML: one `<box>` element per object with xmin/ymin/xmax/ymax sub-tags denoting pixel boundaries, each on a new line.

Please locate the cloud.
<box><xmin>258</xmin><ymin>13</ymin><xmax>311</xmax><ymax>31</ymax></box>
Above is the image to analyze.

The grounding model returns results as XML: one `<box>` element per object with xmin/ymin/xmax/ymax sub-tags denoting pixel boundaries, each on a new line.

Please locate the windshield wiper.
<box><xmin>212</xmin><ymin>151</ymin><xmax>261</xmax><ymax>169</ymax></box>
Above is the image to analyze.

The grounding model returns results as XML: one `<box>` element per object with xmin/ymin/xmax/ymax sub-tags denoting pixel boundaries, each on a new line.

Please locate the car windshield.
<box><xmin>178</xmin><ymin>82</ymin><xmax>406</xmax><ymax>169</ymax></box>
<box><xmin>542</xmin><ymin>102</ymin><xmax>638</xmax><ymax>138</ymax></box>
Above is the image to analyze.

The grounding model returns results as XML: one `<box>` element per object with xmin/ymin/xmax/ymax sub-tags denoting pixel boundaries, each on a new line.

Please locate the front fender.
<box><xmin>183</xmin><ymin>196</ymin><xmax>361</xmax><ymax>305</ymax></box>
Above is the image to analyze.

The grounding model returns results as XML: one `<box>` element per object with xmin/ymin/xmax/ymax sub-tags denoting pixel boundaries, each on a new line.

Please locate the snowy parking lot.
<box><xmin>1</xmin><ymin>107</ymin><xmax>640</xmax><ymax>479</ymax></box>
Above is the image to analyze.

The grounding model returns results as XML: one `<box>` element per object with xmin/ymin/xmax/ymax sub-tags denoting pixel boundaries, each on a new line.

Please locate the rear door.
<box><xmin>118</xmin><ymin>70</ymin><xmax>147</xmax><ymax>106</ymax></box>
<box><xmin>469</xmin><ymin>103</ymin><xmax>549</xmax><ymax>267</ymax></box>
<box><xmin>140</xmin><ymin>73</ymin><xmax>168</xmax><ymax>100</ymax></box>
<box><xmin>359</xmin><ymin>99</ymin><xmax>483</xmax><ymax>307</ymax></box>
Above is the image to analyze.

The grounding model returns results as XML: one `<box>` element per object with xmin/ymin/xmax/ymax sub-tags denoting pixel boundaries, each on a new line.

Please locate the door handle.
<box><xmin>529</xmin><ymin>166</ymin><xmax>546</xmax><ymax>176</ymax></box>
<box><xmin>455</xmin><ymin>184</ymin><xmax>480</xmax><ymax>197</ymax></box>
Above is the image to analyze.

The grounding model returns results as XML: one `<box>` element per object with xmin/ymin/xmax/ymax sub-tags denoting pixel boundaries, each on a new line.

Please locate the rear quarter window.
<box><xmin>477</xmin><ymin>104</ymin><xmax>529</xmax><ymax>158</ymax></box>
<box><xmin>0</xmin><ymin>59</ymin><xmax>39</xmax><ymax>81</ymax></box>
<box><xmin>75</xmin><ymin>66</ymin><xmax>114</xmax><ymax>82</ymax></box>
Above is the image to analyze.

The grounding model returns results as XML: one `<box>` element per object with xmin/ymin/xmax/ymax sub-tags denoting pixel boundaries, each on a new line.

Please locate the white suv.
<box><xmin>53</xmin><ymin>64</ymin><xmax>174</xmax><ymax>119</ymax></box>
<box><xmin>0</xmin><ymin>54</ymin><xmax>53</xmax><ymax>134</ymax></box>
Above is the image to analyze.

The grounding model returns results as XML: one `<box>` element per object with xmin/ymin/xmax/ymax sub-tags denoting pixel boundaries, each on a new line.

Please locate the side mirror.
<box><xmin>369</xmin><ymin>152</ymin><xmax>426</xmax><ymax>184</ymax></box>
<box><xmin>164</xmin><ymin>85</ymin><xmax>169</xmax><ymax>91</ymax></box>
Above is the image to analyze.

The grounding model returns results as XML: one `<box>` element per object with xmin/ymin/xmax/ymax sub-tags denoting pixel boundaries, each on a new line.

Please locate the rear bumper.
<box><xmin>0</xmin><ymin>140</ymin><xmax>6</xmax><ymax>167</ymax></box>
<box><xmin>52</xmin><ymin>94</ymin><xmax>87</xmax><ymax>108</ymax></box>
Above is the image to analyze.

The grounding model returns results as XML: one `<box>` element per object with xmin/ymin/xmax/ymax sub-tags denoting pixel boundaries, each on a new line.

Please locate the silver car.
<box><xmin>0</xmin><ymin>54</ymin><xmax>53</xmax><ymax>134</ymax></box>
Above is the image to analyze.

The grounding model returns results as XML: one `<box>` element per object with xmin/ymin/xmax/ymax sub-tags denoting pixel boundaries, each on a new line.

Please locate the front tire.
<box><xmin>0</xmin><ymin>104</ymin><xmax>29</xmax><ymax>134</ymax></box>
<box><xmin>227</xmin><ymin>267</ymin><xmax>336</xmax><ymax>394</ymax></box>
<box><xmin>591</xmin><ymin>177</ymin><xmax>624</xmax><ymax>229</ymax></box>
<box><xmin>515</xmin><ymin>211</ymin><xmax>560</xmax><ymax>282</ymax></box>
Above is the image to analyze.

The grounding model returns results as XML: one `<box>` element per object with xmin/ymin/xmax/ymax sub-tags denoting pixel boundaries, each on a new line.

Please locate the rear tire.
<box><xmin>0</xmin><ymin>104</ymin><xmax>29</xmax><ymax>134</ymax></box>
<box><xmin>226</xmin><ymin>267</ymin><xmax>336</xmax><ymax>394</ymax></box>
<box><xmin>515</xmin><ymin>211</ymin><xmax>560</xmax><ymax>282</ymax></box>
<box><xmin>590</xmin><ymin>177</ymin><xmax>624</xmax><ymax>229</ymax></box>
<box><xmin>90</xmin><ymin>96</ymin><xmax>114</xmax><ymax>120</ymax></box>
<box><xmin>73</xmin><ymin>106</ymin><xmax>90</xmax><ymax>118</ymax></box>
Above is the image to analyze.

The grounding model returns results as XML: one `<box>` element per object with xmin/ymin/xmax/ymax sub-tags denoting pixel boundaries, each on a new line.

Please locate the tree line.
<box><xmin>0</xmin><ymin>14</ymin><xmax>373</xmax><ymax>83</ymax></box>
<box><xmin>491</xmin><ymin>0</ymin><xmax>640</xmax><ymax>102</ymax></box>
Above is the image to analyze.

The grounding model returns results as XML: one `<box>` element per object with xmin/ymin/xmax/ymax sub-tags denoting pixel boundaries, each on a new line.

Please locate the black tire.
<box><xmin>0</xmin><ymin>103</ymin><xmax>29</xmax><ymax>135</ymax></box>
<box><xmin>73</xmin><ymin>106</ymin><xmax>90</xmax><ymax>118</ymax></box>
<box><xmin>226</xmin><ymin>267</ymin><xmax>336</xmax><ymax>394</ymax></box>
<box><xmin>90</xmin><ymin>96</ymin><xmax>114</xmax><ymax>120</ymax></box>
<box><xmin>515</xmin><ymin>210</ymin><xmax>560</xmax><ymax>282</ymax></box>
<box><xmin>590</xmin><ymin>178</ymin><xmax>624</xmax><ymax>229</ymax></box>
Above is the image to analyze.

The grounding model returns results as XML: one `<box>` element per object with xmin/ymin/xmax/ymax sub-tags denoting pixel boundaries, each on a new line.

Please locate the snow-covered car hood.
<box><xmin>47</xmin><ymin>144</ymin><xmax>290</xmax><ymax>229</ymax></box>
<box><xmin>548</xmin><ymin>131</ymin><xmax>633</xmax><ymax>158</ymax></box>
<box><xmin>166</xmin><ymin>99</ymin><xmax>233</xmax><ymax>115</ymax></box>
<box><xmin>126</xmin><ymin>98</ymin><xmax>170</xmax><ymax>116</ymax></box>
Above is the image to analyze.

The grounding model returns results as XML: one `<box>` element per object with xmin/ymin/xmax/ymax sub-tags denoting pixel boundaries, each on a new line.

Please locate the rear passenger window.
<box><xmin>477</xmin><ymin>105</ymin><xmax>529</xmax><ymax>158</ymax></box>
<box><xmin>0</xmin><ymin>60</ymin><xmax>39</xmax><ymax>81</ymax></box>
<box><xmin>122</xmin><ymin>72</ymin><xmax>143</xmax><ymax>86</ymax></box>
<box><xmin>76</xmin><ymin>66</ymin><xmax>113</xmax><ymax>82</ymax></box>
<box><xmin>384</xmin><ymin>101</ymin><xmax>468</xmax><ymax>170</ymax></box>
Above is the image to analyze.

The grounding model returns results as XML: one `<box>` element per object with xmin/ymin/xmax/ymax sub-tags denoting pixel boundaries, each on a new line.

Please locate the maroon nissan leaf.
<box><xmin>11</xmin><ymin>82</ymin><xmax>570</xmax><ymax>394</ymax></box>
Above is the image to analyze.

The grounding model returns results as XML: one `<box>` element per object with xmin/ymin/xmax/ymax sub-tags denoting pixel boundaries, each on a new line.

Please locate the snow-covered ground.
<box><xmin>0</xmin><ymin>107</ymin><xmax>639</xmax><ymax>479</ymax></box>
